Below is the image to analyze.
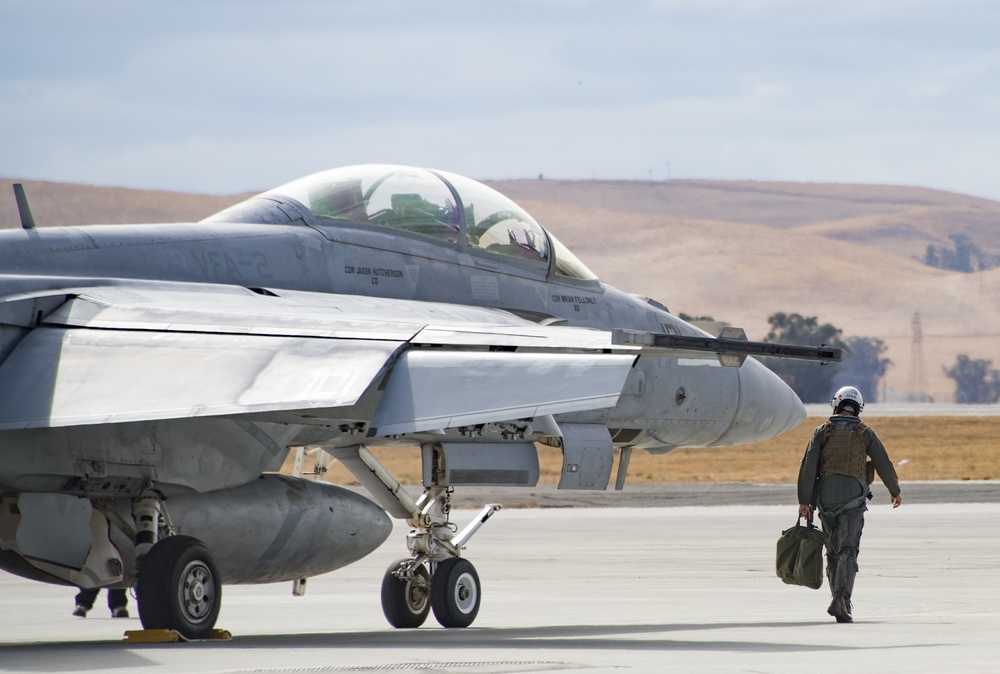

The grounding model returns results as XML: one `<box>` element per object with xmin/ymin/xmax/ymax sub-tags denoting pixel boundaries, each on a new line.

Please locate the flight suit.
<box><xmin>797</xmin><ymin>414</ymin><xmax>900</xmax><ymax>601</ymax></box>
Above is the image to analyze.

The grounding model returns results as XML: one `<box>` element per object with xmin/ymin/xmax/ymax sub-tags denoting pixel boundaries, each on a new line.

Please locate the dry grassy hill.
<box><xmin>490</xmin><ymin>179</ymin><xmax>1000</xmax><ymax>402</ymax></box>
<box><xmin>0</xmin><ymin>178</ymin><xmax>254</xmax><ymax>227</ymax></box>
<box><xmin>3</xmin><ymin>175</ymin><xmax>999</xmax><ymax>402</ymax></box>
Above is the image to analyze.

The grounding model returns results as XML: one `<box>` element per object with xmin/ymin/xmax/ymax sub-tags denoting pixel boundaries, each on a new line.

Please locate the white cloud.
<box><xmin>1</xmin><ymin>0</ymin><xmax>999</xmax><ymax>200</ymax></box>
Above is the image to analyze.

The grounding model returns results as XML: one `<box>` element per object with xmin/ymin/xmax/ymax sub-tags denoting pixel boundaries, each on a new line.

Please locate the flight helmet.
<box><xmin>831</xmin><ymin>386</ymin><xmax>864</xmax><ymax>415</ymax></box>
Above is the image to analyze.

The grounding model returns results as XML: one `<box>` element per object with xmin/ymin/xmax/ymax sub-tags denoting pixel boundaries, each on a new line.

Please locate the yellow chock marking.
<box><xmin>123</xmin><ymin>628</ymin><xmax>232</xmax><ymax>643</ymax></box>
<box><xmin>123</xmin><ymin>629</ymin><xmax>180</xmax><ymax>643</ymax></box>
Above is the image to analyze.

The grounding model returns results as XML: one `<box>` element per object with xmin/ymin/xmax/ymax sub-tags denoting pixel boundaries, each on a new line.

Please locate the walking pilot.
<box><xmin>797</xmin><ymin>386</ymin><xmax>902</xmax><ymax>623</ymax></box>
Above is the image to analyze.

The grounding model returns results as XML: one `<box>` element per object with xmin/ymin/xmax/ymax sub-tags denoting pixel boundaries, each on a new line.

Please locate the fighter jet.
<box><xmin>0</xmin><ymin>165</ymin><xmax>840</xmax><ymax>638</ymax></box>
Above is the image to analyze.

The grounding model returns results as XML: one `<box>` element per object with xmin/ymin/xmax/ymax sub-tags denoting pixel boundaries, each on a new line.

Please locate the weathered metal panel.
<box><xmin>0</xmin><ymin>327</ymin><xmax>401</xmax><ymax>429</ymax></box>
<box><xmin>44</xmin><ymin>288</ymin><xmax>425</xmax><ymax>342</ymax></box>
<box><xmin>370</xmin><ymin>350</ymin><xmax>634</xmax><ymax>436</ymax></box>
<box><xmin>421</xmin><ymin>442</ymin><xmax>539</xmax><ymax>487</ymax></box>
<box><xmin>557</xmin><ymin>423</ymin><xmax>614</xmax><ymax>490</ymax></box>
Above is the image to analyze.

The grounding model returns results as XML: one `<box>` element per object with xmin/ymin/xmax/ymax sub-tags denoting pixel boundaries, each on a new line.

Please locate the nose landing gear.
<box><xmin>330</xmin><ymin>445</ymin><xmax>502</xmax><ymax>630</ymax></box>
<box><xmin>378</xmin><ymin>488</ymin><xmax>497</xmax><ymax>628</ymax></box>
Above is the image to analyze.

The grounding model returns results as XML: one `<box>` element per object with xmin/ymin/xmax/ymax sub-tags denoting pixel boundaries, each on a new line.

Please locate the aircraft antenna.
<box><xmin>13</xmin><ymin>184</ymin><xmax>36</xmax><ymax>230</ymax></box>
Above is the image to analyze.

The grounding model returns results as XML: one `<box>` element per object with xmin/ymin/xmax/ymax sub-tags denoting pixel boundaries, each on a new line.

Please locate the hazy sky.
<box><xmin>2</xmin><ymin>1</ymin><xmax>999</xmax><ymax>199</ymax></box>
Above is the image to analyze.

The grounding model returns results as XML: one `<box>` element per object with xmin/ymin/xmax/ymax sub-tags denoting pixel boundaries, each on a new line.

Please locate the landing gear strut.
<box><xmin>330</xmin><ymin>445</ymin><xmax>500</xmax><ymax>629</ymax></box>
<box><xmin>378</xmin><ymin>487</ymin><xmax>494</xmax><ymax>628</ymax></box>
<box><xmin>132</xmin><ymin>494</ymin><xmax>221</xmax><ymax>640</ymax></box>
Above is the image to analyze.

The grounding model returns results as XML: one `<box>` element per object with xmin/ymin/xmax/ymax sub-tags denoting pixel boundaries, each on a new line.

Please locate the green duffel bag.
<box><xmin>776</xmin><ymin>518</ymin><xmax>829</xmax><ymax>590</ymax></box>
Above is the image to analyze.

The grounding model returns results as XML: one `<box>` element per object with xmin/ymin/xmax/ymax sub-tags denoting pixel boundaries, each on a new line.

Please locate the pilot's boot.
<box><xmin>74</xmin><ymin>588</ymin><xmax>98</xmax><ymax>617</ymax></box>
<box><xmin>827</xmin><ymin>590</ymin><xmax>852</xmax><ymax>623</ymax></box>
<box><xmin>831</xmin><ymin>553</ymin><xmax>857</xmax><ymax>623</ymax></box>
<box><xmin>108</xmin><ymin>589</ymin><xmax>129</xmax><ymax>617</ymax></box>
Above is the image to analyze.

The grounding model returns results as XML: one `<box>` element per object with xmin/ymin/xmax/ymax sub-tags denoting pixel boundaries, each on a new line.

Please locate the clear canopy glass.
<box><xmin>261</xmin><ymin>164</ymin><xmax>597</xmax><ymax>281</ymax></box>
<box><xmin>267</xmin><ymin>165</ymin><xmax>461</xmax><ymax>243</ymax></box>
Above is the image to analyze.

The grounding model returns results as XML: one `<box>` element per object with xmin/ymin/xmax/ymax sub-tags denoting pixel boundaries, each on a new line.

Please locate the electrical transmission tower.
<box><xmin>908</xmin><ymin>311</ymin><xmax>927</xmax><ymax>401</ymax></box>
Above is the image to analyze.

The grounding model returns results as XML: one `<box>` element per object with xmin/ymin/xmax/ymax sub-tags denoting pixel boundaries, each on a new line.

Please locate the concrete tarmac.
<box><xmin>1</xmin><ymin>484</ymin><xmax>998</xmax><ymax>674</ymax></box>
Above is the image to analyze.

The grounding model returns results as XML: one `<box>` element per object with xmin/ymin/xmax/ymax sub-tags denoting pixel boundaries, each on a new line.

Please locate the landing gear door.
<box><xmin>557</xmin><ymin>423</ymin><xmax>613</xmax><ymax>490</ymax></box>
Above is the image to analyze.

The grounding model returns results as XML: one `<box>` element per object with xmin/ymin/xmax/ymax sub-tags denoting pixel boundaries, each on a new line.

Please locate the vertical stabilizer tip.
<box><xmin>13</xmin><ymin>183</ymin><xmax>37</xmax><ymax>230</ymax></box>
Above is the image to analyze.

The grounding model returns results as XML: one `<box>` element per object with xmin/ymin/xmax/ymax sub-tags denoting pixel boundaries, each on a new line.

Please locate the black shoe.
<box><xmin>827</xmin><ymin>591</ymin><xmax>853</xmax><ymax>623</ymax></box>
<box><xmin>111</xmin><ymin>606</ymin><xmax>129</xmax><ymax>618</ymax></box>
<box><xmin>72</xmin><ymin>605</ymin><xmax>88</xmax><ymax>617</ymax></box>
<box><xmin>840</xmin><ymin>595</ymin><xmax>853</xmax><ymax>623</ymax></box>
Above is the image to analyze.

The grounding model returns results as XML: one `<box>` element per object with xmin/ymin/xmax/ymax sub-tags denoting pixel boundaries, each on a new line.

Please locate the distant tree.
<box><xmin>761</xmin><ymin>313</ymin><xmax>846</xmax><ymax>403</ymax></box>
<box><xmin>923</xmin><ymin>234</ymin><xmax>999</xmax><ymax>273</ymax></box>
<box><xmin>943</xmin><ymin>354</ymin><xmax>1000</xmax><ymax>403</ymax></box>
<box><xmin>678</xmin><ymin>312</ymin><xmax>715</xmax><ymax>323</ymax></box>
<box><xmin>831</xmin><ymin>336</ymin><xmax>893</xmax><ymax>404</ymax></box>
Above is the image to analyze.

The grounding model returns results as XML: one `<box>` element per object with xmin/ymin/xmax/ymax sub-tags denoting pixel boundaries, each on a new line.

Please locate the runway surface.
<box><xmin>1</xmin><ymin>484</ymin><xmax>998</xmax><ymax>674</ymax></box>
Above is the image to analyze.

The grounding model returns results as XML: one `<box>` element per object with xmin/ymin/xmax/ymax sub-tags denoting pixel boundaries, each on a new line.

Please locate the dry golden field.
<box><xmin>282</xmin><ymin>415</ymin><xmax>1000</xmax><ymax>486</ymax></box>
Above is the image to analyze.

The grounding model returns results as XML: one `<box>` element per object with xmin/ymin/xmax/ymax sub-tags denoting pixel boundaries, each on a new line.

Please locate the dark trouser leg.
<box><xmin>820</xmin><ymin>508</ymin><xmax>866</xmax><ymax>598</ymax></box>
<box><xmin>75</xmin><ymin>588</ymin><xmax>99</xmax><ymax>610</ymax></box>
<box><xmin>107</xmin><ymin>589</ymin><xmax>128</xmax><ymax>610</ymax></box>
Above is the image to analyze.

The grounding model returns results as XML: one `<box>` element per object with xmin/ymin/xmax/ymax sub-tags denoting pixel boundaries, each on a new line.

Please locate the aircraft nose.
<box><xmin>715</xmin><ymin>357</ymin><xmax>807</xmax><ymax>446</ymax></box>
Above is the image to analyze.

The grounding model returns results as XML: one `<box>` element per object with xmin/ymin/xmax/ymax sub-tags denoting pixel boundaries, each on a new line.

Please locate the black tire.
<box><xmin>431</xmin><ymin>558</ymin><xmax>480</xmax><ymax>628</ymax></box>
<box><xmin>381</xmin><ymin>558</ymin><xmax>431</xmax><ymax>628</ymax></box>
<box><xmin>137</xmin><ymin>535</ymin><xmax>221</xmax><ymax>640</ymax></box>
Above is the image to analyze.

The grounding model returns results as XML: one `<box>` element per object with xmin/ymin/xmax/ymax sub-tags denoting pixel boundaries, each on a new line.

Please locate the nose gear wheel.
<box><xmin>431</xmin><ymin>557</ymin><xmax>481</xmax><ymax>628</ymax></box>
<box><xmin>381</xmin><ymin>558</ymin><xmax>431</xmax><ymax>628</ymax></box>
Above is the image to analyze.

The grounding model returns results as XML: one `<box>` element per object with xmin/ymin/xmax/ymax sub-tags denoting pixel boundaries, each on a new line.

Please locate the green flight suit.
<box><xmin>797</xmin><ymin>414</ymin><xmax>901</xmax><ymax>599</ymax></box>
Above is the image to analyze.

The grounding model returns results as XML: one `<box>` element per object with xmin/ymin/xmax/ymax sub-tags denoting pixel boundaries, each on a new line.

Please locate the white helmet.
<box><xmin>831</xmin><ymin>386</ymin><xmax>864</xmax><ymax>414</ymax></box>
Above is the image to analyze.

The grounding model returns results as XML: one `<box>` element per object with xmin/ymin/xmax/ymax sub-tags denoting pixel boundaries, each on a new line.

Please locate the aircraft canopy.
<box><xmin>221</xmin><ymin>165</ymin><xmax>597</xmax><ymax>281</ymax></box>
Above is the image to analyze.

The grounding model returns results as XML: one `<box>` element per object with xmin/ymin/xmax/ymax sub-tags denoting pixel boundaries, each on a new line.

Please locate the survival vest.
<box><xmin>816</xmin><ymin>419</ymin><xmax>874</xmax><ymax>517</ymax></box>
<box><xmin>819</xmin><ymin>419</ymin><xmax>869</xmax><ymax>480</ymax></box>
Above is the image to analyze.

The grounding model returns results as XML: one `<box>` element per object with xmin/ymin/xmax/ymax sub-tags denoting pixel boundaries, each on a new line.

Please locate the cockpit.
<box><xmin>208</xmin><ymin>164</ymin><xmax>597</xmax><ymax>282</ymax></box>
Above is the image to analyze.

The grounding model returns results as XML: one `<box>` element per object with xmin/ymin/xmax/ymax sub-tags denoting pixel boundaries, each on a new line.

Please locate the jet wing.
<box><xmin>0</xmin><ymin>326</ymin><xmax>404</xmax><ymax>429</ymax></box>
<box><xmin>0</xmin><ymin>281</ymin><xmax>636</xmax><ymax>433</ymax></box>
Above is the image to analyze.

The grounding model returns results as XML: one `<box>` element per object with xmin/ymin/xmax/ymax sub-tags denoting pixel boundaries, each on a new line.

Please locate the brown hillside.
<box><xmin>0</xmin><ymin>178</ymin><xmax>255</xmax><ymax>227</ymax></box>
<box><xmin>3</xmin><ymin>175</ymin><xmax>999</xmax><ymax>402</ymax></box>
<box><xmin>492</xmin><ymin>179</ymin><xmax>1000</xmax><ymax>403</ymax></box>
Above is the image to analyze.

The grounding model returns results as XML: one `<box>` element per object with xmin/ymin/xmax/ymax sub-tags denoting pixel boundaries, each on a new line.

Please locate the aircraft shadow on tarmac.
<box><xmin>0</xmin><ymin>621</ymin><xmax>940</xmax><ymax>672</ymax></box>
<box><xmin>228</xmin><ymin>622</ymin><xmax>939</xmax><ymax>654</ymax></box>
